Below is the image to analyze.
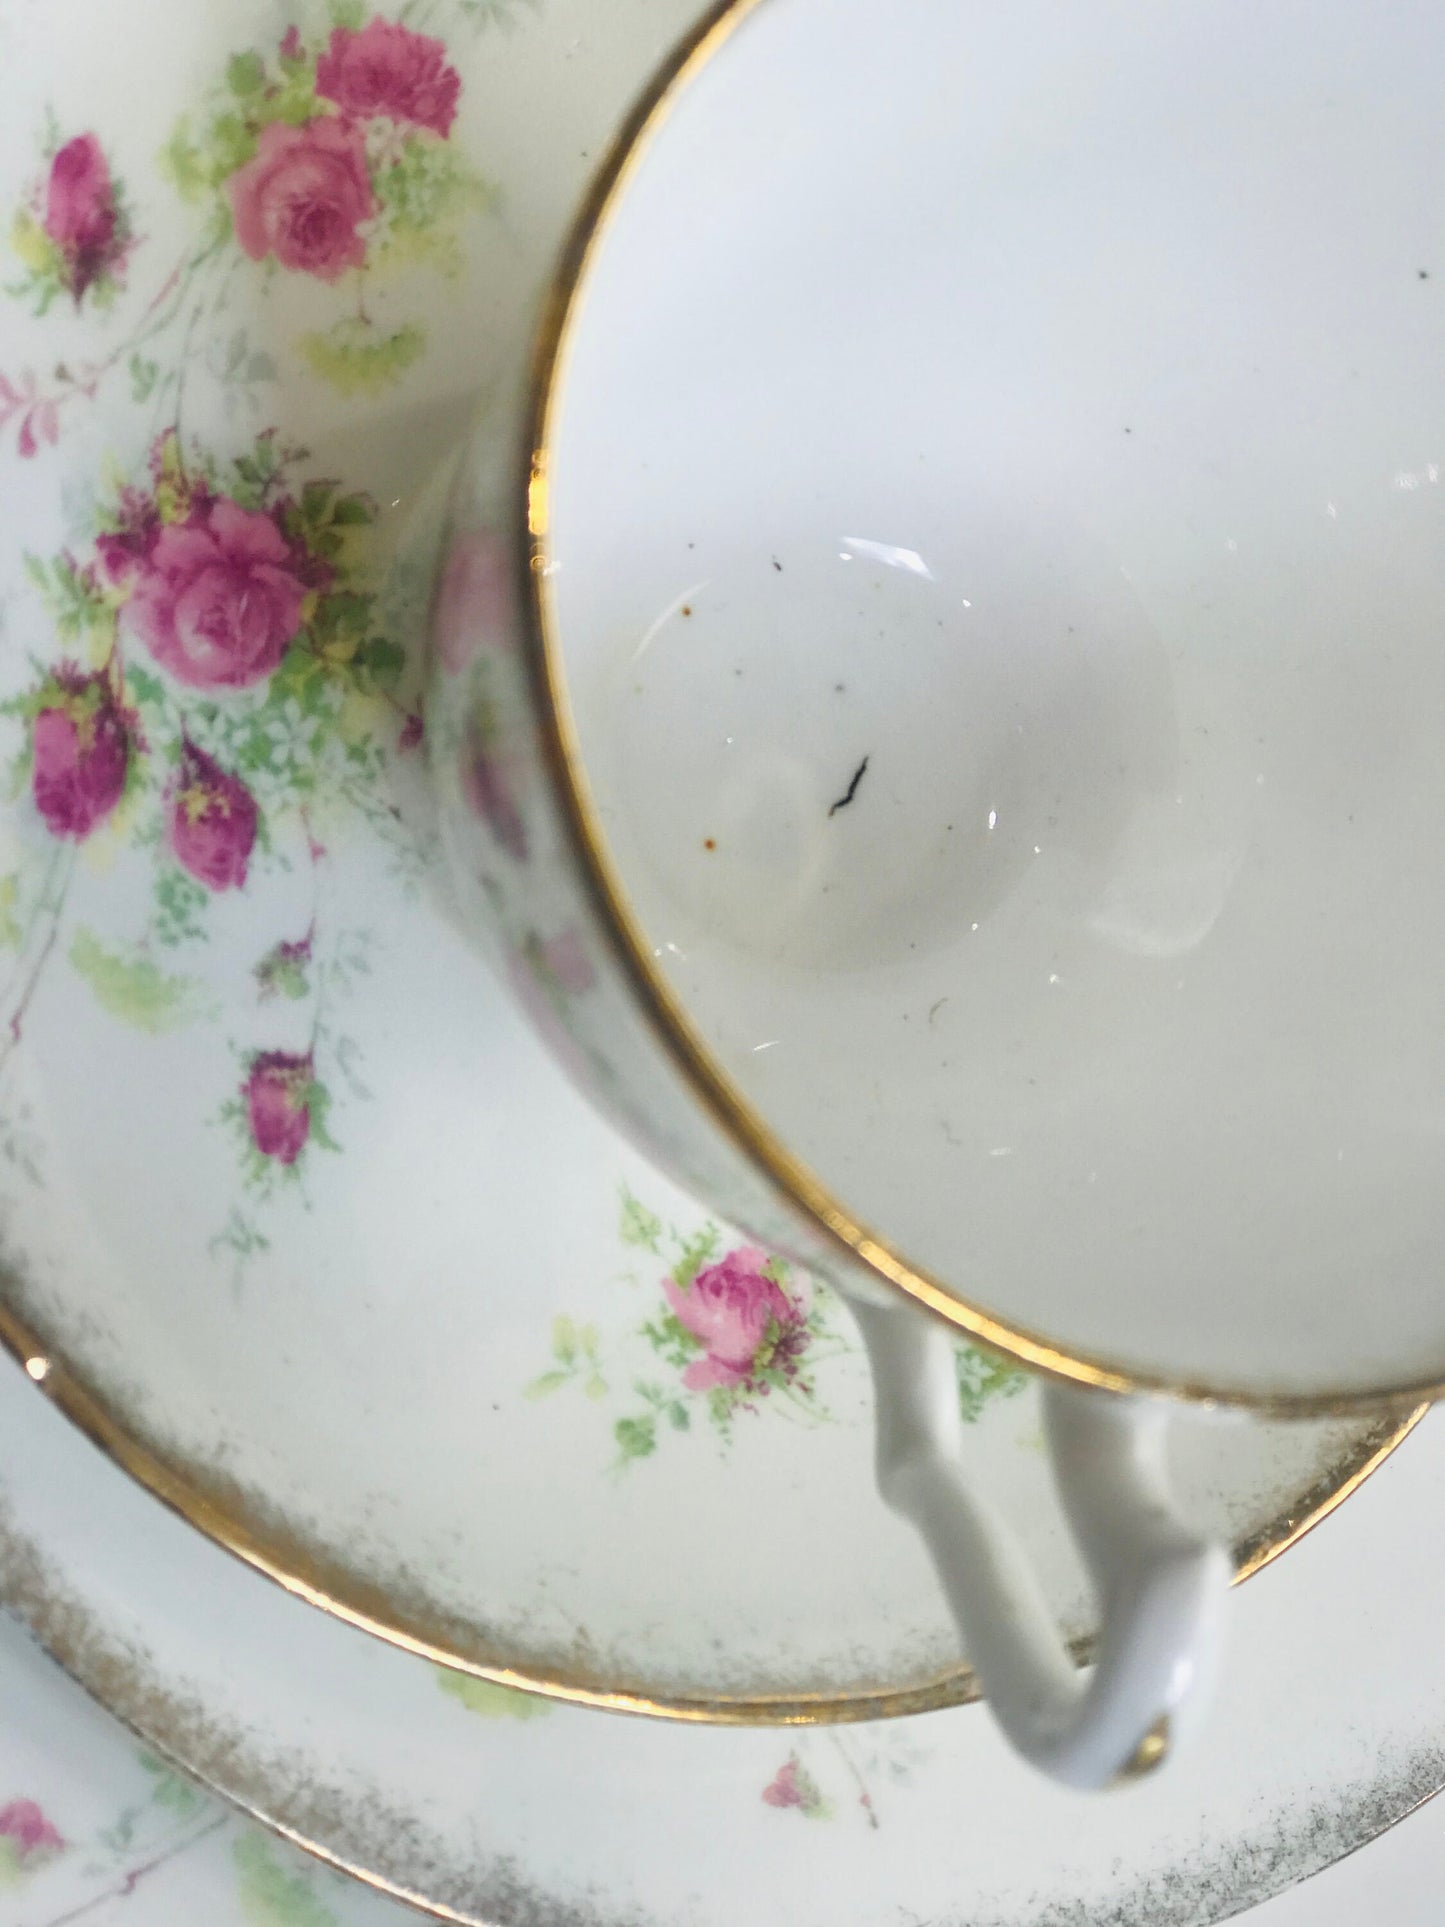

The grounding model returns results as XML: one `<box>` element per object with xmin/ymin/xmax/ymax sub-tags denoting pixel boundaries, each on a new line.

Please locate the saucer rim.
<box><xmin>0</xmin><ymin>1277</ymin><xmax>1423</xmax><ymax>1721</ymax></box>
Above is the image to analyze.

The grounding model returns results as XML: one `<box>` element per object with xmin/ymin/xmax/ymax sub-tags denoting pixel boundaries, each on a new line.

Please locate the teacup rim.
<box><xmin>521</xmin><ymin>0</ymin><xmax>1445</xmax><ymax>1420</ymax></box>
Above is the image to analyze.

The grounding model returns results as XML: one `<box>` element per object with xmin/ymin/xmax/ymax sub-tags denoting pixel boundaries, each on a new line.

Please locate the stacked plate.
<box><xmin>0</xmin><ymin>0</ymin><xmax>1442</xmax><ymax>1919</ymax></box>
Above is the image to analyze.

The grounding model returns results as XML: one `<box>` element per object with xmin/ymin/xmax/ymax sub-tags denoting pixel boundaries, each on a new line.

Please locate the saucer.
<box><xmin>0</xmin><ymin>1348</ymin><xmax>1441</xmax><ymax>1926</ymax></box>
<box><xmin>0</xmin><ymin>0</ymin><xmax>1422</xmax><ymax>1718</ymax></box>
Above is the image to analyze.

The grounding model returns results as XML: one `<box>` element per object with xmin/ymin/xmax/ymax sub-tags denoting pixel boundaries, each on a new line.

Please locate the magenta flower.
<box><xmin>227</xmin><ymin>117</ymin><xmax>375</xmax><ymax>281</ymax></box>
<box><xmin>244</xmin><ymin>1050</ymin><xmax>314</xmax><ymax>1165</ymax></box>
<box><xmin>433</xmin><ymin>528</ymin><xmax>514</xmax><ymax>675</ymax></box>
<box><xmin>43</xmin><ymin>134</ymin><xmax>124</xmax><ymax>302</ymax></box>
<box><xmin>664</xmin><ymin>1247</ymin><xmax>809</xmax><ymax>1393</ymax></box>
<box><xmin>30</xmin><ymin>668</ymin><xmax>132</xmax><ymax>841</ymax></box>
<box><xmin>167</xmin><ymin>742</ymin><xmax>258</xmax><ymax>890</ymax></box>
<box><xmin>762</xmin><ymin>1760</ymin><xmax>806</xmax><ymax>1808</ymax></box>
<box><xmin>0</xmin><ymin>1799</ymin><xmax>63</xmax><ymax>1868</ymax></box>
<box><xmin>461</xmin><ymin>719</ymin><xmax>528</xmax><ymax>862</ymax></box>
<box><xmin>120</xmin><ymin>496</ymin><xmax>307</xmax><ymax>690</ymax></box>
<box><xmin>278</xmin><ymin>24</ymin><xmax>303</xmax><ymax>60</ymax></box>
<box><xmin>535</xmin><ymin>927</ymin><xmax>595</xmax><ymax>996</ymax></box>
<box><xmin>315</xmin><ymin>19</ymin><xmax>462</xmax><ymax>137</ymax></box>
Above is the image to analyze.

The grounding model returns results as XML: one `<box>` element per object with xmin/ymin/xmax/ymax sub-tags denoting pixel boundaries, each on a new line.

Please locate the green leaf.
<box><xmin>353</xmin><ymin>634</ymin><xmax>405</xmax><ymax>693</ymax></box>
<box><xmin>125</xmin><ymin>665</ymin><xmax>166</xmax><ymax>709</ymax></box>
<box><xmin>128</xmin><ymin>352</ymin><xmax>160</xmax><ymax>402</ymax></box>
<box><xmin>551</xmin><ymin>1314</ymin><xmax>578</xmax><ymax>1364</ymax></box>
<box><xmin>618</xmin><ymin>1189</ymin><xmax>663</xmax><ymax>1251</ymax></box>
<box><xmin>233</xmin><ymin>1829</ymin><xmax>338</xmax><ymax>1927</ymax></box>
<box><xmin>299</xmin><ymin>320</ymin><xmax>426</xmax><ymax>398</ymax></box>
<box><xmin>208</xmin><ymin>111</ymin><xmax>259</xmax><ymax>184</ymax></box>
<box><xmin>69</xmin><ymin>928</ymin><xmax>212</xmax><ymax>1033</ymax></box>
<box><xmin>138</xmin><ymin>1751</ymin><xmax>207</xmax><ymax>1816</ymax></box>
<box><xmin>305</xmin><ymin>1080</ymin><xmax>340</xmax><ymax>1153</ymax></box>
<box><xmin>955</xmin><ymin>1344</ymin><xmax>1028</xmax><ymax>1424</ymax></box>
<box><xmin>523</xmin><ymin>1369</ymin><xmax>569</xmax><ymax>1401</ymax></box>
<box><xmin>226</xmin><ymin>50</ymin><xmax>266</xmax><ymax>96</ymax></box>
<box><xmin>584</xmin><ymin>1373</ymin><xmax>608</xmax><ymax>1401</ymax></box>
<box><xmin>158</xmin><ymin>119</ymin><xmax>208</xmax><ymax>201</ymax></box>
<box><xmin>328</xmin><ymin>495</ymin><xmax>373</xmax><ymax>526</ymax></box>
<box><xmin>670</xmin><ymin>1222</ymin><xmax>722</xmax><ymax>1290</ymax></box>
<box><xmin>300</xmin><ymin>480</ymin><xmax>336</xmax><ymax>525</ymax></box>
<box><xmin>667</xmin><ymin>1401</ymin><xmax>690</xmax><ymax>1432</ymax></box>
<box><xmin>327</xmin><ymin>0</ymin><xmax>365</xmax><ymax>25</ymax></box>
<box><xmin>613</xmin><ymin>1415</ymin><xmax>656</xmax><ymax>1463</ymax></box>
<box><xmin>435</xmin><ymin>1670</ymin><xmax>552</xmax><ymax>1720</ymax></box>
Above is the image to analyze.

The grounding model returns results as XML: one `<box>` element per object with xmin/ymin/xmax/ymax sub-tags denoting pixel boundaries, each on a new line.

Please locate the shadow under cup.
<box><xmin>541</xmin><ymin>0</ymin><xmax>1445</xmax><ymax>1404</ymax></box>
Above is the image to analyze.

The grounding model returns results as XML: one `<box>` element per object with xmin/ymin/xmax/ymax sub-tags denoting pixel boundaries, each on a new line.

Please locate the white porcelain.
<box><xmin>0</xmin><ymin>1349</ymin><xmax>1442</xmax><ymax>1925</ymax></box>
<box><xmin>431</xmin><ymin>0</ymin><xmax>1445</xmax><ymax>1780</ymax></box>
<box><xmin>0</xmin><ymin>0</ymin><xmax>1406</xmax><ymax>1744</ymax></box>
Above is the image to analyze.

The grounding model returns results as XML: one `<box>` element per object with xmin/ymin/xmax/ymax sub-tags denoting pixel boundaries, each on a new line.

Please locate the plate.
<box><xmin>0</xmin><ymin>1350</ymin><xmax>1440</xmax><ymax>1926</ymax></box>
<box><xmin>0</xmin><ymin>0</ymin><xmax>1413</xmax><ymax>1715</ymax></box>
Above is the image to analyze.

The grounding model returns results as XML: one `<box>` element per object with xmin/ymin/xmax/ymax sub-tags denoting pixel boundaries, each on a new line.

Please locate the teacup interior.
<box><xmin>547</xmin><ymin>0</ymin><xmax>1445</xmax><ymax>1399</ymax></box>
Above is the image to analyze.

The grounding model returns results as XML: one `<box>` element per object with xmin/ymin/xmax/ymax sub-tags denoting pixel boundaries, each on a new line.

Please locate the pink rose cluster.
<box><xmin>99</xmin><ymin>456</ymin><xmax>319</xmax><ymax>694</ymax></box>
<box><xmin>664</xmin><ymin>1246</ymin><xmax>810</xmax><ymax>1394</ymax></box>
<box><xmin>42</xmin><ymin>132</ymin><xmax>129</xmax><ymax>303</ymax></box>
<box><xmin>226</xmin><ymin>19</ymin><xmax>461</xmax><ymax>283</ymax></box>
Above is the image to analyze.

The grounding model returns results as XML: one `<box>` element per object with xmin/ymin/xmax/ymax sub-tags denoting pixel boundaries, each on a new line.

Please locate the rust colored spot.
<box><xmin>703</xmin><ymin>838</ymin><xmax>716</xmax><ymax>851</ymax></box>
<box><xmin>681</xmin><ymin>605</ymin><xmax>693</xmax><ymax>617</ymax></box>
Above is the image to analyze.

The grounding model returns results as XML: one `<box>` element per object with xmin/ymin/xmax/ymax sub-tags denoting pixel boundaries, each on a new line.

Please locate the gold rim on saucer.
<box><xmin>0</xmin><ymin>1273</ymin><xmax>1422</xmax><ymax>1722</ymax></box>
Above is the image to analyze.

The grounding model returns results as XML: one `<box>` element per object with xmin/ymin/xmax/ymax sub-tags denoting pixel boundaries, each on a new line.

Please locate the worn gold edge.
<box><xmin>0</xmin><ymin>1263</ymin><xmax>1422</xmax><ymax>1725</ymax></box>
<box><xmin>521</xmin><ymin>0</ymin><xmax>1445</xmax><ymax>1419</ymax></box>
<box><xmin>3</xmin><ymin>1424</ymin><xmax>1443</xmax><ymax>1927</ymax></box>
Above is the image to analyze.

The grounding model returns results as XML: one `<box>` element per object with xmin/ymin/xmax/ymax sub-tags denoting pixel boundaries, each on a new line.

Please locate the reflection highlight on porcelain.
<box><xmin>549</xmin><ymin>0</ymin><xmax>1445</xmax><ymax>1393</ymax></box>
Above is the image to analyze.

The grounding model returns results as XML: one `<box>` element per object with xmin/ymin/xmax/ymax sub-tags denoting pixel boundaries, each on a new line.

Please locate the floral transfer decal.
<box><xmin>1</xmin><ymin>2</ymin><xmax>517</xmax><ymax>458</ymax></box>
<box><xmin>7</xmin><ymin>120</ymin><xmax>135</xmax><ymax>317</ymax></box>
<box><xmin>761</xmin><ymin>1730</ymin><xmax>931</xmax><ymax>1831</ymax></box>
<box><xmin>163</xmin><ymin>6</ymin><xmax>490</xmax><ymax>395</ymax></box>
<box><xmin>527</xmin><ymin>1190</ymin><xmax>1028</xmax><ymax>1468</ymax></box>
<box><xmin>0</xmin><ymin>1798</ymin><xmax>64</xmax><ymax>1886</ymax></box>
<box><xmin>0</xmin><ymin>1746</ymin><xmax>362</xmax><ymax>1926</ymax></box>
<box><xmin>0</xmin><ymin>425</ymin><xmax>419</xmax><ymax>1260</ymax></box>
<box><xmin>528</xmin><ymin>1190</ymin><xmax>848</xmax><ymax>1467</ymax></box>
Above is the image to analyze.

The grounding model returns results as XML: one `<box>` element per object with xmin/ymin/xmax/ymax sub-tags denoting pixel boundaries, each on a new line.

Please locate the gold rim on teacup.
<box><xmin>521</xmin><ymin>0</ymin><xmax>1445</xmax><ymax>1422</ymax></box>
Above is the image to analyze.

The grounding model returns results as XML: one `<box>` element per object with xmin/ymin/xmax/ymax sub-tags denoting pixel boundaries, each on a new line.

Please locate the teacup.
<box><xmin>429</xmin><ymin>0</ymin><xmax>1445</xmax><ymax>1784</ymax></box>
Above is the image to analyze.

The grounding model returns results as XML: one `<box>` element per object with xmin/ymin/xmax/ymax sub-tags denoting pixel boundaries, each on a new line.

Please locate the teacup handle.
<box><xmin>852</xmin><ymin>1301</ymin><xmax>1232</xmax><ymax>1789</ymax></box>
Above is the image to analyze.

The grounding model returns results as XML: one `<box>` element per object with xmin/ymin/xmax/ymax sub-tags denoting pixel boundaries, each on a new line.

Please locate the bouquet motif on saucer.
<box><xmin>528</xmin><ymin>1189</ymin><xmax>1026</xmax><ymax>1466</ymax></box>
<box><xmin>0</xmin><ymin>424</ymin><xmax>422</xmax><ymax>1261</ymax></box>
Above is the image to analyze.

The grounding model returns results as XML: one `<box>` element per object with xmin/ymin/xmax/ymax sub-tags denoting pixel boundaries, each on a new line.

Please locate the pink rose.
<box><xmin>664</xmin><ymin>1246</ymin><xmax>808</xmax><ymax>1392</ymax></box>
<box><xmin>461</xmin><ymin>718</ymin><xmax>528</xmax><ymax>862</ymax></box>
<box><xmin>535</xmin><ymin>927</ymin><xmax>595</xmax><ymax>996</ymax></box>
<box><xmin>167</xmin><ymin>742</ymin><xmax>258</xmax><ymax>891</ymax></box>
<box><xmin>244</xmin><ymin>1050</ymin><xmax>314</xmax><ymax>1164</ymax></box>
<box><xmin>43</xmin><ymin>134</ymin><xmax>121</xmax><ymax>301</ymax></box>
<box><xmin>227</xmin><ymin>117</ymin><xmax>374</xmax><ymax>281</ymax></box>
<box><xmin>762</xmin><ymin>1760</ymin><xmax>806</xmax><ymax>1809</ymax></box>
<box><xmin>121</xmin><ymin>497</ymin><xmax>306</xmax><ymax>690</ymax></box>
<box><xmin>31</xmin><ymin>668</ymin><xmax>132</xmax><ymax>841</ymax></box>
<box><xmin>0</xmin><ymin>1800</ymin><xmax>63</xmax><ymax>1864</ymax></box>
<box><xmin>433</xmin><ymin>528</ymin><xmax>514</xmax><ymax>675</ymax></box>
<box><xmin>316</xmin><ymin>20</ymin><xmax>461</xmax><ymax>137</ymax></box>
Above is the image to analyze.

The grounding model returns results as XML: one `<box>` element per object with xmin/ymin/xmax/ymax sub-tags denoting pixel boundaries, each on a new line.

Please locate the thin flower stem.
<box><xmin>36</xmin><ymin>1813</ymin><xmax>230</xmax><ymax>1927</ymax></box>
<box><xmin>0</xmin><ymin>845</ymin><xmax>75</xmax><ymax>1072</ymax></box>
<box><xmin>827</xmin><ymin>1731</ymin><xmax>881</xmax><ymax>1831</ymax></box>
